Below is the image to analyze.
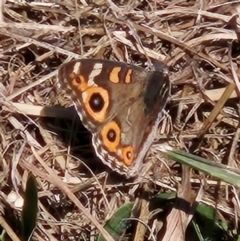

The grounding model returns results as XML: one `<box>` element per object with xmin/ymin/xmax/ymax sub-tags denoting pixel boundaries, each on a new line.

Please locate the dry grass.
<box><xmin>0</xmin><ymin>0</ymin><xmax>240</xmax><ymax>240</ymax></box>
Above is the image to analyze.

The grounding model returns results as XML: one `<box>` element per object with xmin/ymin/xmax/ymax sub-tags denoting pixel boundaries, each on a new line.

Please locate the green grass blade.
<box><xmin>97</xmin><ymin>202</ymin><xmax>134</xmax><ymax>241</ymax></box>
<box><xmin>161</xmin><ymin>148</ymin><xmax>240</xmax><ymax>187</ymax></box>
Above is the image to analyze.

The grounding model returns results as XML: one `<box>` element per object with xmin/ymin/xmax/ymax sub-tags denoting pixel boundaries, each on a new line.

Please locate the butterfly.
<box><xmin>57</xmin><ymin>59</ymin><xmax>170</xmax><ymax>177</ymax></box>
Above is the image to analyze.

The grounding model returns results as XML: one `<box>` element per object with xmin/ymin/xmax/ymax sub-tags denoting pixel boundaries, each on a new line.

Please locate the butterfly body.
<box><xmin>58</xmin><ymin>59</ymin><xmax>170</xmax><ymax>177</ymax></box>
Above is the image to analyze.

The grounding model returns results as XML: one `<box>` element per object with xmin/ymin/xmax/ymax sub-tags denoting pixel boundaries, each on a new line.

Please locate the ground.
<box><xmin>0</xmin><ymin>1</ymin><xmax>239</xmax><ymax>241</ymax></box>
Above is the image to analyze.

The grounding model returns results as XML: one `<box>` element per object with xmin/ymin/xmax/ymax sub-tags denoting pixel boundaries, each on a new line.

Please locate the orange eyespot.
<box><xmin>71</xmin><ymin>74</ymin><xmax>88</xmax><ymax>91</ymax></box>
<box><xmin>100</xmin><ymin>121</ymin><xmax>121</xmax><ymax>152</ymax></box>
<box><xmin>122</xmin><ymin>146</ymin><xmax>134</xmax><ymax>166</ymax></box>
<box><xmin>82</xmin><ymin>87</ymin><xmax>109</xmax><ymax>122</ymax></box>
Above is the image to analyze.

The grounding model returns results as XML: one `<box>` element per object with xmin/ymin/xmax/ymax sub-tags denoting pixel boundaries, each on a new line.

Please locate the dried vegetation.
<box><xmin>0</xmin><ymin>0</ymin><xmax>240</xmax><ymax>240</ymax></box>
